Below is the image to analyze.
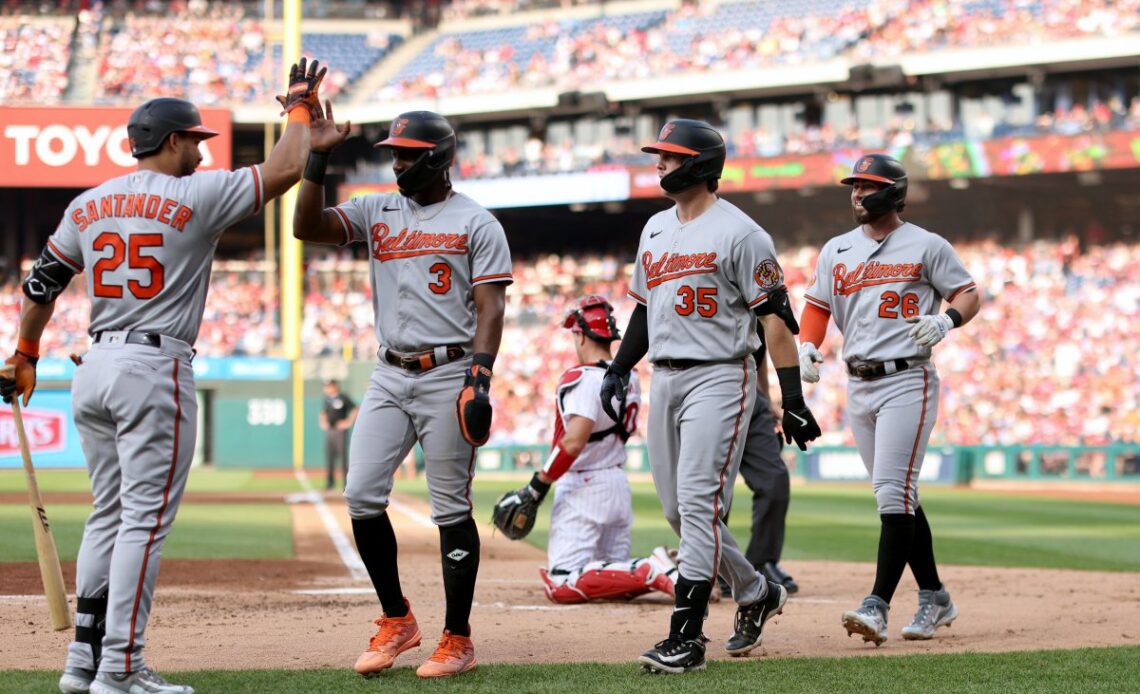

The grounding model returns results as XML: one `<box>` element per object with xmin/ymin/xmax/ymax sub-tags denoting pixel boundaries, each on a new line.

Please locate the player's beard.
<box><xmin>179</xmin><ymin>149</ymin><xmax>200</xmax><ymax>177</ymax></box>
<box><xmin>853</xmin><ymin>206</ymin><xmax>872</xmax><ymax>224</ymax></box>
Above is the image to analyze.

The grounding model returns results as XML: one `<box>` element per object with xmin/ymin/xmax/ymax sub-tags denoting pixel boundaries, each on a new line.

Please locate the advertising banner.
<box><xmin>0</xmin><ymin>391</ymin><xmax>85</xmax><ymax>469</ymax></box>
<box><xmin>0</xmin><ymin>106</ymin><xmax>232</xmax><ymax>188</ymax></box>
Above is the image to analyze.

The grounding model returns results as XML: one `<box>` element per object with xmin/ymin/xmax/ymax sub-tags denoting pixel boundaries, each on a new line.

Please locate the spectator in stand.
<box><xmin>3</xmin><ymin>241</ymin><xmax>1138</xmax><ymax>446</ymax></box>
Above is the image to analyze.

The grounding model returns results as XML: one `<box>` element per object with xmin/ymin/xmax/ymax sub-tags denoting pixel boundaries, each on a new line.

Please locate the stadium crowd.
<box><xmin>403</xmin><ymin>95</ymin><xmax>1140</xmax><ymax>183</ymax></box>
<box><xmin>5</xmin><ymin>0</ymin><xmax>1140</xmax><ymax>106</ymax></box>
<box><xmin>4</xmin><ymin>239</ymin><xmax>1137</xmax><ymax>448</ymax></box>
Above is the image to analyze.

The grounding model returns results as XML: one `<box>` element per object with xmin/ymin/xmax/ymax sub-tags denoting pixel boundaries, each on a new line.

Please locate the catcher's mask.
<box><xmin>376</xmin><ymin>111</ymin><xmax>456</xmax><ymax>195</ymax></box>
<box><xmin>641</xmin><ymin>119</ymin><xmax>726</xmax><ymax>194</ymax></box>
<box><xmin>127</xmin><ymin>97</ymin><xmax>218</xmax><ymax>159</ymax></box>
<box><xmin>563</xmin><ymin>295</ymin><xmax>621</xmax><ymax>343</ymax></box>
<box><xmin>842</xmin><ymin>153</ymin><xmax>908</xmax><ymax>216</ymax></box>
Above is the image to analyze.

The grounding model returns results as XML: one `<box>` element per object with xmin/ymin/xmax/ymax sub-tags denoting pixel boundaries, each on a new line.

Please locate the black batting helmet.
<box><xmin>641</xmin><ymin>119</ymin><xmax>726</xmax><ymax>194</ymax></box>
<box><xmin>375</xmin><ymin>111</ymin><xmax>456</xmax><ymax>195</ymax></box>
<box><xmin>563</xmin><ymin>295</ymin><xmax>621</xmax><ymax>343</ymax></box>
<box><xmin>842</xmin><ymin>153</ymin><xmax>908</xmax><ymax>215</ymax></box>
<box><xmin>127</xmin><ymin>97</ymin><xmax>218</xmax><ymax>159</ymax></box>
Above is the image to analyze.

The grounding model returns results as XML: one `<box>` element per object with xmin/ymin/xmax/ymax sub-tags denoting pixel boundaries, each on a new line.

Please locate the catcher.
<box><xmin>493</xmin><ymin>296</ymin><xmax>676</xmax><ymax>603</ymax></box>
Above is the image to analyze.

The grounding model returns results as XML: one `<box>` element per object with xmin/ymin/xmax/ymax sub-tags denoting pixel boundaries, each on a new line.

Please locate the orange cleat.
<box><xmin>353</xmin><ymin>599</ymin><xmax>422</xmax><ymax>676</ymax></box>
<box><xmin>415</xmin><ymin>629</ymin><xmax>477</xmax><ymax>678</ymax></box>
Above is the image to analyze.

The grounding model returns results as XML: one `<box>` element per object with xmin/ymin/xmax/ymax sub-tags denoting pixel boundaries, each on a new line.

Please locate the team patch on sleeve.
<box><xmin>753</xmin><ymin>259</ymin><xmax>782</xmax><ymax>291</ymax></box>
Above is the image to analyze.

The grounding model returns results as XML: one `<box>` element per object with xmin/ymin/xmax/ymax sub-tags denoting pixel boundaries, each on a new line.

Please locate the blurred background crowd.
<box><xmin>4</xmin><ymin>238</ymin><xmax>1137</xmax><ymax>447</ymax></box>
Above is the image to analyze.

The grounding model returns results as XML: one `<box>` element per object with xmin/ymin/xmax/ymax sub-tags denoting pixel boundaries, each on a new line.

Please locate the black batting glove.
<box><xmin>780</xmin><ymin>395</ymin><xmax>821</xmax><ymax>451</ymax></box>
<box><xmin>599</xmin><ymin>363</ymin><xmax>631</xmax><ymax>423</ymax></box>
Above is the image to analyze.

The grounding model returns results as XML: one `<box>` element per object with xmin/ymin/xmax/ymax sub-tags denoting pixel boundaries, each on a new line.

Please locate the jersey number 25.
<box><xmin>93</xmin><ymin>232</ymin><xmax>165</xmax><ymax>299</ymax></box>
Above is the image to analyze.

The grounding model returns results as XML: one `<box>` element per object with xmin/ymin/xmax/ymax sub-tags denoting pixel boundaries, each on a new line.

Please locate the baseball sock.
<box><xmin>870</xmin><ymin>513</ymin><xmax>915</xmax><ymax>604</ymax></box>
<box><xmin>351</xmin><ymin>513</ymin><xmax>408</xmax><ymax>618</ymax></box>
<box><xmin>440</xmin><ymin>517</ymin><xmax>480</xmax><ymax>637</ymax></box>
<box><xmin>670</xmin><ymin>576</ymin><xmax>713</xmax><ymax>640</ymax></box>
<box><xmin>908</xmin><ymin>506</ymin><xmax>943</xmax><ymax>591</ymax></box>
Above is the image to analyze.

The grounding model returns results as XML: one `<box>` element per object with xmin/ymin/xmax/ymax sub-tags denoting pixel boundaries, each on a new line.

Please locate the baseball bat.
<box><xmin>2</xmin><ymin>368</ymin><xmax>72</xmax><ymax>631</ymax></box>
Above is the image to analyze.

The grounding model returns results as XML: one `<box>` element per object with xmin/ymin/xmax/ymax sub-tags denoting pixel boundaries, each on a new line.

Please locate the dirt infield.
<box><xmin>2</xmin><ymin>492</ymin><xmax>1138</xmax><ymax>672</ymax></box>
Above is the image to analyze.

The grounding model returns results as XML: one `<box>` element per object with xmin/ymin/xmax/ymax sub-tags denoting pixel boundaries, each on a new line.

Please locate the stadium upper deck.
<box><xmin>2</xmin><ymin>0</ymin><xmax>1137</xmax><ymax>122</ymax></box>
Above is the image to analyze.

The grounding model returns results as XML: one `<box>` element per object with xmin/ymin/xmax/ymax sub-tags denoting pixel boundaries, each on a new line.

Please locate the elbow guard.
<box><xmin>753</xmin><ymin>286</ymin><xmax>799</xmax><ymax>335</ymax></box>
<box><xmin>23</xmin><ymin>246</ymin><xmax>76</xmax><ymax>305</ymax></box>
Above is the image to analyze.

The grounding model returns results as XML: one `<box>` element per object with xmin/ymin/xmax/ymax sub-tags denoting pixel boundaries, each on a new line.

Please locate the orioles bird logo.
<box><xmin>660</xmin><ymin>123</ymin><xmax>676</xmax><ymax>140</ymax></box>
<box><xmin>392</xmin><ymin>118</ymin><xmax>409</xmax><ymax>136</ymax></box>
<box><xmin>857</xmin><ymin>156</ymin><xmax>874</xmax><ymax>172</ymax></box>
<box><xmin>754</xmin><ymin>259</ymin><xmax>782</xmax><ymax>290</ymax></box>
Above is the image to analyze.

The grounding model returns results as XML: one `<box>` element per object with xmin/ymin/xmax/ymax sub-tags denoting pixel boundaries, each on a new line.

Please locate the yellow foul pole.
<box><xmin>281</xmin><ymin>0</ymin><xmax>305</xmax><ymax>470</ymax></box>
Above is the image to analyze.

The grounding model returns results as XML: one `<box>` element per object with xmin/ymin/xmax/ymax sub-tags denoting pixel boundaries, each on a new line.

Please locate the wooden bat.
<box><xmin>2</xmin><ymin>366</ymin><xmax>72</xmax><ymax>631</ymax></box>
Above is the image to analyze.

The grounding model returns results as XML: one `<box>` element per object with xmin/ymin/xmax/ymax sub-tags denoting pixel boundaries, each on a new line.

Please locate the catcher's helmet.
<box><xmin>375</xmin><ymin>111</ymin><xmax>456</xmax><ymax>195</ymax></box>
<box><xmin>641</xmin><ymin>119</ymin><xmax>726</xmax><ymax>194</ymax></box>
<box><xmin>127</xmin><ymin>97</ymin><xmax>218</xmax><ymax>159</ymax></box>
<box><xmin>563</xmin><ymin>295</ymin><xmax>621</xmax><ymax>343</ymax></box>
<box><xmin>842</xmin><ymin>153</ymin><xmax>908</xmax><ymax>216</ymax></box>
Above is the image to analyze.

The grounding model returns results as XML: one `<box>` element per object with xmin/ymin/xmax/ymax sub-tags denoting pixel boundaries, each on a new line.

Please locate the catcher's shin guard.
<box><xmin>544</xmin><ymin>558</ymin><xmax>661</xmax><ymax>601</ymax></box>
<box><xmin>539</xmin><ymin>568</ymin><xmax>588</xmax><ymax>604</ymax></box>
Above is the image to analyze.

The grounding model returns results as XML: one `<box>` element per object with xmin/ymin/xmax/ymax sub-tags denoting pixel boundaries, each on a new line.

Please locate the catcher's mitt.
<box><xmin>492</xmin><ymin>473</ymin><xmax>550</xmax><ymax>540</ymax></box>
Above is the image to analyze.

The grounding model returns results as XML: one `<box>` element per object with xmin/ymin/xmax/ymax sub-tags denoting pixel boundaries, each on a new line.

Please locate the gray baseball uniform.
<box><xmin>46</xmin><ymin>166</ymin><xmax>265</xmax><ymax>675</ymax></box>
<box><xmin>629</xmin><ymin>197</ymin><xmax>787</xmax><ymax>605</ymax></box>
<box><xmin>804</xmin><ymin>222</ymin><xmax>975</xmax><ymax>514</ymax></box>
<box><xmin>330</xmin><ymin>191</ymin><xmax>512</xmax><ymax>525</ymax></box>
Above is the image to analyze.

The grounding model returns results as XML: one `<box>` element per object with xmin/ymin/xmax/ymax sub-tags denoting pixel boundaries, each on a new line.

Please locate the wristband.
<box><xmin>287</xmin><ymin>108</ymin><xmax>312</xmax><ymax>125</ymax></box>
<box><xmin>304</xmin><ymin>150</ymin><xmax>329</xmax><ymax>185</ymax></box>
<box><xmin>776</xmin><ymin>366</ymin><xmax>803</xmax><ymax>402</ymax></box>
<box><xmin>472</xmin><ymin>352</ymin><xmax>495</xmax><ymax>371</ymax></box>
<box><xmin>528</xmin><ymin>470</ymin><xmax>553</xmax><ymax>498</ymax></box>
<box><xmin>14</xmin><ymin>350</ymin><xmax>39</xmax><ymax>366</ymax></box>
<box><xmin>944</xmin><ymin>308</ymin><xmax>963</xmax><ymax>328</ymax></box>
<box><xmin>16</xmin><ymin>338</ymin><xmax>40</xmax><ymax>359</ymax></box>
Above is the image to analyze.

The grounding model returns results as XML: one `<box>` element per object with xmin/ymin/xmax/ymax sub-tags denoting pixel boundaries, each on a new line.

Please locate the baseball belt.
<box><xmin>381</xmin><ymin>345</ymin><xmax>465</xmax><ymax>372</ymax></box>
<box><xmin>91</xmin><ymin>330</ymin><xmax>196</xmax><ymax>361</ymax></box>
<box><xmin>651</xmin><ymin>357</ymin><xmax>745</xmax><ymax>370</ymax></box>
<box><xmin>846</xmin><ymin>358</ymin><xmax>911</xmax><ymax>380</ymax></box>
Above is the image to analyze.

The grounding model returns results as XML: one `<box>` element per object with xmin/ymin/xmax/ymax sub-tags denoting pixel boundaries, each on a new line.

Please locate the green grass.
<box><xmin>5</xmin><ymin>471</ymin><xmax>1140</xmax><ymax>572</ymax></box>
<box><xmin>419</xmin><ymin>478</ymin><xmax>1140</xmax><ymax>573</ymax></box>
<box><xmin>2</xmin><ymin>646</ymin><xmax>1136</xmax><ymax>693</ymax></box>
<box><xmin>0</xmin><ymin>468</ymin><xmax>323</xmax><ymax>495</ymax></box>
<box><xmin>0</xmin><ymin>503</ymin><xmax>292</xmax><ymax>562</ymax></box>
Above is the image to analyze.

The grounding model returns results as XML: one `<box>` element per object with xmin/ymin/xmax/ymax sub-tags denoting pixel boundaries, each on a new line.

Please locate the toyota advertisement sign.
<box><xmin>0</xmin><ymin>106</ymin><xmax>232</xmax><ymax>188</ymax></box>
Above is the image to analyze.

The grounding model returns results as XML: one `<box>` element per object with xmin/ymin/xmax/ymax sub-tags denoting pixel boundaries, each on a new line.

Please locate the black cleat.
<box><xmin>638</xmin><ymin>637</ymin><xmax>707</xmax><ymax>674</ymax></box>
<box><xmin>725</xmin><ymin>580</ymin><xmax>787</xmax><ymax>656</ymax></box>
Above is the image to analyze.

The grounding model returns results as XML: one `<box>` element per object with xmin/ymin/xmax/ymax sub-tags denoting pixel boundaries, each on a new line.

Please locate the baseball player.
<box><xmin>0</xmin><ymin>59</ymin><xmax>325</xmax><ymax>694</ymax></box>
<box><xmin>798</xmin><ymin>154</ymin><xmax>980</xmax><ymax>646</ymax></box>
<box><xmin>491</xmin><ymin>296</ymin><xmax>678</xmax><ymax>603</ymax></box>
<box><xmin>293</xmin><ymin>109</ymin><xmax>512</xmax><ymax>678</ymax></box>
<box><xmin>598</xmin><ymin>119</ymin><xmax>822</xmax><ymax>673</ymax></box>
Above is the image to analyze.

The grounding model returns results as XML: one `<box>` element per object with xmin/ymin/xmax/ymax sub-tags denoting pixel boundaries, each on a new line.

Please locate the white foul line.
<box><xmin>386</xmin><ymin>496</ymin><xmax>435</xmax><ymax>529</ymax></box>
<box><xmin>292</xmin><ymin>470</ymin><xmax>369</xmax><ymax>582</ymax></box>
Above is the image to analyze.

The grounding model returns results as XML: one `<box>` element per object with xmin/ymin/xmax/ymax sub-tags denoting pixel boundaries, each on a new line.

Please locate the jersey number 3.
<box><xmin>428</xmin><ymin>262</ymin><xmax>452</xmax><ymax>294</ymax></box>
<box><xmin>93</xmin><ymin>232</ymin><xmax>165</xmax><ymax>299</ymax></box>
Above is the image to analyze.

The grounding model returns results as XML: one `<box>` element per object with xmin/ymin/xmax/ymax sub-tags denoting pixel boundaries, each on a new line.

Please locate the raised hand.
<box><xmin>275</xmin><ymin>56</ymin><xmax>327</xmax><ymax>117</ymax></box>
<box><xmin>311</xmin><ymin>99</ymin><xmax>351</xmax><ymax>153</ymax></box>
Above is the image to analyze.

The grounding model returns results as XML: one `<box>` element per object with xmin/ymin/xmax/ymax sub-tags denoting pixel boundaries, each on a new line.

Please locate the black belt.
<box><xmin>93</xmin><ymin>330</ymin><xmax>162</xmax><ymax>348</ymax></box>
<box><xmin>652</xmin><ymin>358</ymin><xmax>742</xmax><ymax>370</ymax></box>
<box><xmin>384</xmin><ymin>345</ymin><xmax>465</xmax><ymax>372</ymax></box>
<box><xmin>846</xmin><ymin>358</ymin><xmax>911</xmax><ymax>380</ymax></box>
